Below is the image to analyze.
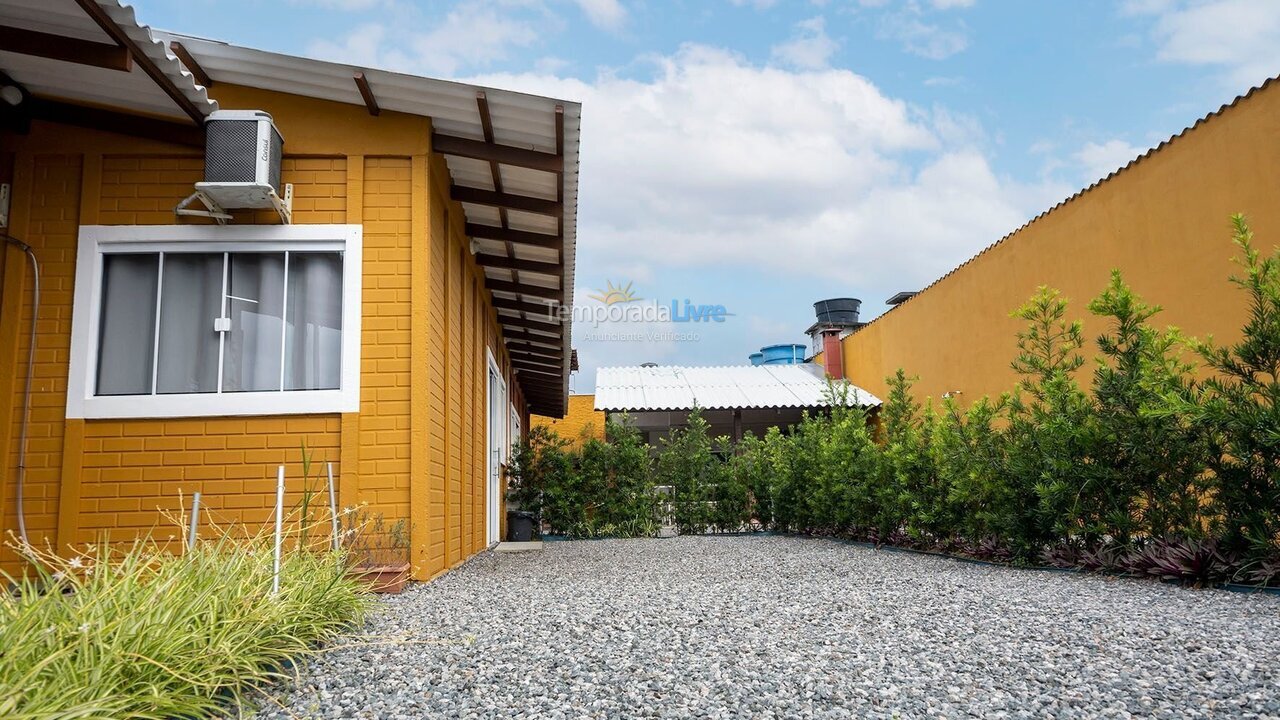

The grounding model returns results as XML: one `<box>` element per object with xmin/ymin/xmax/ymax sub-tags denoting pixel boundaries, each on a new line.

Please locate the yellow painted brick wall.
<box><xmin>0</xmin><ymin>94</ymin><xmax>526</xmax><ymax>579</ymax></box>
<box><xmin>532</xmin><ymin>394</ymin><xmax>604</xmax><ymax>446</ymax></box>
<box><xmin>357</xmin><ymin>157</ymin><xmax>412</xmax><ymax>522</ymax></box>
<box><xmin>77</xmin><ymin>417</ymin><xmax>340</xmax><ymax>541</ymax></box>
<box><xmin>0</xmin><ymin>154</ymin><xmax>80</xmax><ymax>567</ymax></box>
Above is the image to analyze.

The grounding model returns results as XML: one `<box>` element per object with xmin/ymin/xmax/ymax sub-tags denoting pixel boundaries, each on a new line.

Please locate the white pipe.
<box><xmin>326</xmin><ymin>462</ymin><xmax>339</xmax><ymax>551</ymax></box>
<box><xmin>187</xmin><ymin>492</ymin><xmax>201</xmax><ymax>551</ymax></box>
<box><xmin>272</xmin><ymin>465</ymin><xmax>285</xmax><ymax>595</ymax></box>
<box><xmin>3</xmin><ymin>235</ymin><xmax>38</xmax><ymax>545</ymax></box>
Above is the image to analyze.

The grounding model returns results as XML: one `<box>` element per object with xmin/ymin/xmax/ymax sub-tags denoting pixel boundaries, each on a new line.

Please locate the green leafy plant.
<box><xmin>1085</xmin><ymin>271</ymin><xmax>1208</xmax><ymax>542</ymax></box>
<box><xmin>1003</xmin><ymin>286</ymin><xmax>1093</xmax><ymax>558</ymax></box>
<box><xmin>1175</xmin><ymin>215</ymin><xmax>1280</xmax><ymax>556</ymax></box>
<box><xmin>0</xmin><ymin>523</ymin><xmax>367</xmax><ymax>719</ymax></box>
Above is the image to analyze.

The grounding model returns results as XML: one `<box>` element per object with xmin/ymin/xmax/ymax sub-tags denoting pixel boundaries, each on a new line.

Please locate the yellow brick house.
<box><xmin>0</xmin><ymin>1</ymin><xmax>580</xmax><ymax>579</ymax></box>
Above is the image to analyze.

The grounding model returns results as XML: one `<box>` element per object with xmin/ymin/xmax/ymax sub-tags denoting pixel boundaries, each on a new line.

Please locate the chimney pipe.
<box><xmin>821</xmin><ymin>329</ymin><xmax>844</xmax><ymax>380</ymax></box>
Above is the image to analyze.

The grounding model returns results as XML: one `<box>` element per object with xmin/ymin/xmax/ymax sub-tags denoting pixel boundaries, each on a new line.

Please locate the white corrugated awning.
<box><xmin>594</xmin><ymin>365</ymin><xmax>881</xmax><ymax>412</ymax></box>
<box><xmin>0</xmin><ymin>0</ymin><xmax>216</xmax><ymax>121</ymax></box>
<box><xmin>156</xmin><ymin>32</ymin><xmax>581</xmax><ymax>416</ymax></box>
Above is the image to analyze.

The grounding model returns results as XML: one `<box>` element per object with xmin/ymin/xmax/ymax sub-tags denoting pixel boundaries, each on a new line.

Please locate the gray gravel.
<box><xmin>253</xmin><ymin>535</ymin><xmax>1280</xmax><ymax>719</ymax></box>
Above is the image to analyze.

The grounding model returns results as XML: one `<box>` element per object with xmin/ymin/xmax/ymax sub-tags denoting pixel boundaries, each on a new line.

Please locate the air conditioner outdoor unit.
<box><xmin>176</xmin><ymin>109</ymin><xmax>292</xmax><ymax>224</ymax></box>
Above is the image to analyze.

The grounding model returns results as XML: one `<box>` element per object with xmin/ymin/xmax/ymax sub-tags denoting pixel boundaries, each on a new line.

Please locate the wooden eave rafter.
<box><xmin>168</xmin><ymin>41</ymin><xmax>211</xmax><ymax>88</ymax></box>
<box><xmin>475</xmin><ymin>253</ymin><xmax>561</xmax><ymax>275</ymax></box>
<box><xmin>71</xmin><ymin>0</ymin><xmax>205</xmax><ymax>123</ymax></box>
<box><xmin>353</xmin><ymin>71</ymin><xmax>379</xmax><ymax>116</ymax></box>
<box><xmin>431</xmin><ymin>91</ymin><xmax>570</xmax><ymax>415</ymax></box>
<box><xmin>0</xmin><ymin>24</ymin><xmax>132</xmax><ymax>71</ymax></box>
<box><xmin>466</xmin><ymin>223</ymin><xmax>562</xmax><ymax>249</ymax></box>
<box><xmin>491</xmin><ymin>295</ymin><xmax>561</xmax><ymax>316</ymax></box>
<box><xmin>484</xmin><ymin>279</ymin><xmax>563</xmax><ymax>301</ymax></box>
<box><xmin>450</xmin><ymin>185</ymin><xmax>560</xmax><ymax>216</ymax></box>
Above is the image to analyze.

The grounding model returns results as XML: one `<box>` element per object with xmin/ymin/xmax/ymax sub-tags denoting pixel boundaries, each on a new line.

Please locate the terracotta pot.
<box><xmin>350</xmin><ymin>562</ymin><xmax>410</xmax><ymax>594</ymax></box>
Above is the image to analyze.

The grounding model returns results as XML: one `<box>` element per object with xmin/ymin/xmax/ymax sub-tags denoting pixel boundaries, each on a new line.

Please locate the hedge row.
<box><xmin>508</xmin><ymin>215</ymin><xmax>1280</xmax><ymax>587</ymax></box>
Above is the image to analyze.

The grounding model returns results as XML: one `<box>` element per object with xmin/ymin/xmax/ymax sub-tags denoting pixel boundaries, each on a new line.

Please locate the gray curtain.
<box><xmin>156</xmin><ymin>253</ymin><xmax>222</xmax><ymax>394</ymax></box>
<box><xmin>223</xmin><ymin>252</ymin><xmax>286</xmax><ymax>393</ymax></box>
<box><xmin>96</xmin><ymin>253</ymin><xmax>158</xmax><ymax>396</ymax></box>
<box><xmin>284</xmin><ymin>252</ymin><xmax>343</xmax><ymax>391</ymax></box>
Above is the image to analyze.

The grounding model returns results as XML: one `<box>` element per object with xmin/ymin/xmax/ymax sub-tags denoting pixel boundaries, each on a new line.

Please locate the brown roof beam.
<box><xmin>28</xmin><ymin>98</ymin><xmax>204</xmax><ymax>148</ymax></box>
<box><xmin>491</xmin><ymin>296</ymin><xmax>562</xmax><ymax>316</ymax></box>
<box><xmin>168</xmin><ymin>41</ymin><xmax>211</xmax><ymax>88</ymax></box>
<box><xmin>505</xmin><ymin>335</ymin><xmax>563</xmax><ymax>351</ymax></box>
<box><xmin>433</xmin><ymin>133</ymin><xmax>562</xmax><ymax>173</ymax></box>
<box><xmin>485</xmin><ymin>279</ymin><xmax>562</xmax><ymax>301</ymax></box>
<box><xmin>514</xmin><ymin>367</ymin><xmax>565</xmax><ymax>381</ymax></box>
<box><xmin>0</xmin><ymin>25</ymin><xmax>132</xmax><ymax>71</ymax></box>
<box><xmin>498</xmin><ymin>314</ymin><xmax>564</xmax><ymax>332</ymax></box>
<box><xmin>353</xmin><ymin>71</ymin><xmax>380</xmax><ymax>116</ymax></box>
<box><xmin>451</xmin><ymin>185</ymin><xmax>560</xmax><ymax>216</ymax></box>
<box><xmin>466</xmin><ymin>223</ymin><xmax>562</xmax><ymax>249</ymax></box>
<box><xmin>476</xmin><ymin>253</ymin><xmax>561</xmax><ymax>275</ymax></box>
<box><xmin>504</xmin><ymin>326</ymin><xmax>563</xmax><ymax>342</ymax></box>
<box><xmin>512</xmin><ymin>358</ymin><xmax>562</xmax><ymax>373</ymax></box>
<box><xmin>72</xmin><ymin>0</ymin><xmax>206</xmax><ymax>124</ymax></box>
<box><xmin>509</xmin><ymin>347</ymin><xmax>563</xmax><ymax>363</ymax></box>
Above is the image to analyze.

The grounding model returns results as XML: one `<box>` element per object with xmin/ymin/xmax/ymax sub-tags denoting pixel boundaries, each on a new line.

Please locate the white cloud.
<box><xmin>574</xmin><ymin>0</ymin><xmax>627</xmax><ymax>31</ymax></box>
<box><xmin>1074</xmin><ymin>139</ymin><xmax>1145</xmax><ymax>184</ymax></box>
<box><xmin>459</xmin><ymin>43</ymin><xmax>1072</xmax><ymax>384</ymax></box>
<box><xmin>770</xmin><ymin>16</ymin><xmax>839</xmax><ymax>69</ymax></box>
<box><xmin>930</xmin><ymin>0</ymin><xmax>975</xmax><ymax>8</ymax></box>
<box><xmin>468</xmin><ymin>44</ymin><xmax>1061</xmax><ymax>291</ymax></box>
<box><xmin>877</xmin><ymin>7</ymin><xmax>969</xmax><ymax>59</ymax></box>
<box><xmin>1130</xmin><ymin>0</ymin><xmax>1280</xmax><ymax>88</ymax></box>
<box><xmin>306</xmin><ymin>2</ymin><xmax>542</xmax><ymax>77</ymax></box>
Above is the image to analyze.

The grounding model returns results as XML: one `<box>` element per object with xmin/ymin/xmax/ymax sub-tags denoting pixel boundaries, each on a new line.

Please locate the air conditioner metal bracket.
<box><xmin>175</xmin><ymin>189</ymin><xmax>233</xmax><ymax>225</ymax></box>
<box><xmin>175</xmin><ymin>183</ymin><xmax>294</xmax><ymax>225</ymax></box>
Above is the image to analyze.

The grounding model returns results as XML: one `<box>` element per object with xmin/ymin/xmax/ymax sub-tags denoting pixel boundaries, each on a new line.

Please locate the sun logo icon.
<box><xmin>589</xmin><ymin>279</ymin><xmax>641</xmax><ymax>305</ymax></box>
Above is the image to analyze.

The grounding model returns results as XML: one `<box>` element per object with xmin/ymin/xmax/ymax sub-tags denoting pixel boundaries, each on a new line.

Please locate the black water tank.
<box><xmin>814</xmin><ymin>298</ymin><xmax>861</xmax><ymax>324</ymax></box>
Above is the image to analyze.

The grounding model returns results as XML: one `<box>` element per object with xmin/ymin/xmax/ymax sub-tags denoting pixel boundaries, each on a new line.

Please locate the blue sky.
<box><xmin>138</xmin><ymin>0</ymin><xmax>1280</xmax><ymax>391</ymax></box>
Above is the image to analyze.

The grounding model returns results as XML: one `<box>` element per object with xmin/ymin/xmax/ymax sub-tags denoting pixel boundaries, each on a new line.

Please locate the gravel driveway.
<box><xmin>255</xmin><ymin>535</ymin><xmax>1280</xmax><ymax>719</ymax></box>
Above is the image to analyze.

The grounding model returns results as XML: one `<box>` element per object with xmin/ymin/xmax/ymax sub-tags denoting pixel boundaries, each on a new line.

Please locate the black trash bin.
<box><xmin>507</xmin><ymin>511</ymin><xmax>536</xmax><ymax>542</ymax></box>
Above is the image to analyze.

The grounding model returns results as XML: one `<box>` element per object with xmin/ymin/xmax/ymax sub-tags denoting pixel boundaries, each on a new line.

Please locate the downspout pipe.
<box><xmin>3</xmin><ymin>233</ymin><xmax>38</xmax><ymax>545</ymax></box>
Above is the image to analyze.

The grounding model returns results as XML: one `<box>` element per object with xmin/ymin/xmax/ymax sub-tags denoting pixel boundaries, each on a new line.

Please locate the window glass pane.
<box><xmin>222</xmin><ymin>253</ymin><xmax>285</xmax><ymax>393</ymax></box>
<box><xmin>284</xmin><ymin>252</ymin><xmax>343</xmax><ymax>391</ymax></box>
<box><xmin>156</xmin><ymin>253</ymin><xmax>223</xmax><ymax>394</ymax></box>
<box><xmin>96</xmin><ymin>253</ymin><xmax>158</xmax><ymax>396</ymax></box>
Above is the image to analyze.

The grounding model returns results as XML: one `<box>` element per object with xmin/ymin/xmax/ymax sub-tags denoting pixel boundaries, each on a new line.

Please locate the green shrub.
<box><xmin>1176</xmin><ymin>215</ymin><xmax>1280</xmax><ymax>556</ymax></box>
<box><xmin>656</xmin><ymin>408</ymin><xmax>724</xmax><ymax>533</ymax></box>
<box><xmin>1085</xmin><ymin>271</ymin><xmax>1208</xmax><ymax>542</ymax></box>
<box><xmin>507</xmin><ymin>425</ymin><xmax>576</xmax><ymax>533</ymax></box>
<box><xmin>509</xmin><ymin>418</ymin><xmax>659</xmax><ymax>538</ymax></box>
<box><xmin>505</xmin><ymin>217</ymin><xmax>1280</xmax><ymax>583</ymax></box>
<box><xmin>0</xmin><ymin>532</ymin><xmax>367</xmax><ymax>719</ymax></box>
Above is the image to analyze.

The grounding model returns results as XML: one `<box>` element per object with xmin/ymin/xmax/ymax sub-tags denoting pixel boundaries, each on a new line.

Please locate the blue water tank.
<box><xmin>760</xmin><ymin>344</ymin><xmax>806</xmax><ymax>365</ymax></box>
<box><xmin>749</xmin><ymin>352</ymin><xmax>764</xmax><ymax>366</ymax></box>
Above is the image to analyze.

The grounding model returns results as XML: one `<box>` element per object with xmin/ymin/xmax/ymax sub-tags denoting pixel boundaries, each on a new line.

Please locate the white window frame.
<box><xmin>67</xmin><ymin>224</ymin><xmax>363</xmax><ymax>419</ymax></box>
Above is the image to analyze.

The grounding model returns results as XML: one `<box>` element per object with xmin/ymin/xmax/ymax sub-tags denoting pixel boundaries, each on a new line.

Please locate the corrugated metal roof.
<box><xmin>155</xmin><ymin>30</ymin><xmax>581</xmax><ymax>416</ymax></box>
<box><xmin>0</xmin><ymin>0</ymin><xmax>216</xmax><ymax>120</ymax></box>
<box><xmin>594</xmin><ymin>365</ymin><xmax>881</xmax><ymax>412</ymax></box>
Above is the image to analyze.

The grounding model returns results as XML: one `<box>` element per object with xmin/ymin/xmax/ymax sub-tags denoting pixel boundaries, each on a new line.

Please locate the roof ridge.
<box><xmin>855</xmin><ymin>73</ymin><xmax>1280</xmax><ymax>331</ymax></box>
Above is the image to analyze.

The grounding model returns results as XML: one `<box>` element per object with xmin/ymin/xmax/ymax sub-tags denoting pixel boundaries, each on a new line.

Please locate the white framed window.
<box><xmin>67</xmin><ymin>224</ymin><xmax>362</xmax><ymax>419</ymax></box>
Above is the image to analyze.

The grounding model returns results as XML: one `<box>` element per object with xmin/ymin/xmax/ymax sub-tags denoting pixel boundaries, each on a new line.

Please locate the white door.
<box><xmin>486</xmin><ymin>354</ymin><xmax>505</xmax><ymax>545</ymax></box>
